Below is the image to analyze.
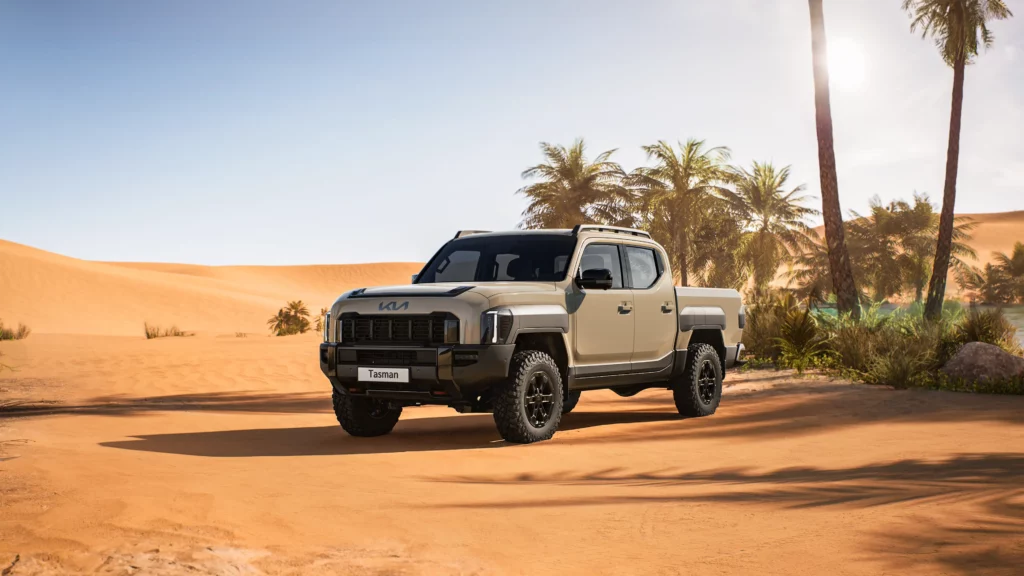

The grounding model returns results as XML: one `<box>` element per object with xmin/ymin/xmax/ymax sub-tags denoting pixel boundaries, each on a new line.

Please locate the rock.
<box><xmin>941</xmin><ymin>341</ymin><xmax>1024</xmax><ymax>383</ymax></box>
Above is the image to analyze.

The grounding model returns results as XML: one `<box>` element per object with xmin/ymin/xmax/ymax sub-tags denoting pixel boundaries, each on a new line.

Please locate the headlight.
<box><xmin>323</xmin><ymin>312</ymin><xmax>331</xmax><ymax>342</ymax></box>
<box><xmin>480</xmin><ymin>308</ymin><xmax>513</xmax><ymax>344</ymax></box>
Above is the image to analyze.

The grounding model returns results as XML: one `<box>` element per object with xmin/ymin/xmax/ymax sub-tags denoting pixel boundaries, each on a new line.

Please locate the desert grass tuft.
<box><xmin>0</xmin><ymin>319</ymin><xmax>31</xmax><ymax>341</ymax></box>
<box><xmin>144</xmin><ymin>322</ymin><xmax>193</xmax><ymax>339</ymax></box>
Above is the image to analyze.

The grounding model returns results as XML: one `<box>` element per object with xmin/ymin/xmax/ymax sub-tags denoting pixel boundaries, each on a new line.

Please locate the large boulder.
<box><xmin>941</xmin><ymin>341</ymin><xmax>1024</xmax><ymax>383</ymax></box>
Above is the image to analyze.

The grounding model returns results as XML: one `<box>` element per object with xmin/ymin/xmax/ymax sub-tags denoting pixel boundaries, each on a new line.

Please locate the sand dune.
<box><xmin>0</xmin><ymin>239</ymin><xmax>420</xmax><ymax>337</ymax></box>
<box><xmin>2</xmin><ymin>211</ymin><xmax>1022</xmax><ymax>337</ymax></box>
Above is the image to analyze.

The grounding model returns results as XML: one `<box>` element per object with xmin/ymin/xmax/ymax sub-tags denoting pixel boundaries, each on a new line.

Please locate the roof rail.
<box><xmin>453</xmin><ymin>230</ymin><xmax>491</xmax><ymax>239</ymax></box>
<box><xmin>571</xmin><ymin>224</ymin><xmax>652</xmax><ymax>239</ymax></box>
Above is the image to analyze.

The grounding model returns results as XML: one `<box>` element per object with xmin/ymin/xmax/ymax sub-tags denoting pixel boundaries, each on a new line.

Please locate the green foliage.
<box><xmin>627</xmin><ymin>139</ymin><xmax>734</xmax><ymax>286</ymax></box>
<box><xmin>314</xmin><ymin>307</ymin><xmax>328</xmax><ymax>334</ymax></box>
<box><xmin>945</xmin><ymin>307</ymin><xmax>1022</xmax><ymax>357</ymax></box>
<box><xmin>722</xmin><ymin>162</ymin><xmax>818</xmax><ymax>291</ymax></box>
<box><xmin>144</xmin><ymin>323</ymin><xmax>193</xmax><ymax>339</ymax></box>
<box><xmin>774</xmin><ymin>307</ymin><xmax>828</xmax><ymax>374</ymax></box>
<box><xmin>902</xmin><ymin>0</ymin><xmax>1013</xmax><ymax>67</ymax></box>
<box><xmin>267</xmin><ymin>300</ymin><xmax>312</xmax><ymax>336</ymax></box>
<box><xmin>741</xmin><ymin>289</ymin><xmax>800</xmax><ymax>362</ymax></box>
<box><xmin>958</xmin><ymin>242</ymin><xmax>1024</xmax><ymax>304</ymax></box>
<box><xmin>0</xmin><ymin>319</ymin><xmax>31</xmax><ymax>341</ymax></box>
<box><xmin>743</xmin><ymin>290</ymin><xmax>1022</xmax><ymax>394</ymax></box>
<box><xmin>517</xmin><ymin>139</ymin><xmax>633</xmax><ymax>230</ymax></box>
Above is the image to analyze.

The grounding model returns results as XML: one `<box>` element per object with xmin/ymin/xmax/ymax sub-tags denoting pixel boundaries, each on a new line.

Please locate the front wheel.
<box><xmin>492</xmin><ymin>350</ymin><xmax>564</xmax><ymax>443</ymax></box>
<box><xmin>562</xmin><ymin>390</ymin><xmax>582</xmax><ymax>414</ymax></box>
<box><xmin>332</xmin><ymin>390</ymin><xmax>402</xmax><ymax>437</ymax></box>
<box><xmin>673</xmin><ymin>343</ymin><xmax>722</xmax><ymax>417</ymax></box>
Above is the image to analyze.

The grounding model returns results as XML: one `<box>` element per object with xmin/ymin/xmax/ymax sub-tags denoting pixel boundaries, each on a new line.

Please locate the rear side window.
<box><xmin>578</xmin><ymin>244</ymin><xmax>623</xmax><ymax>289</ymax></box>
<box><xmin>624</xmin><ymin>246</ymin><xmax>660</xmax><ymax>289</ymax></box>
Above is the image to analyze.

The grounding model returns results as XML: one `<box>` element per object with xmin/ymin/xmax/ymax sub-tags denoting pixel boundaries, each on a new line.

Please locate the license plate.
<box><xmin>358</xmin><ymin>367</ymin><xmax>410</xmax><ymax>383</ymax></box>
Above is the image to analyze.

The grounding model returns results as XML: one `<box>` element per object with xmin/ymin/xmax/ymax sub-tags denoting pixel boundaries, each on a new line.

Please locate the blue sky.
<box><xmin>1</xmin><ymin>0</ymin><xmax>1021</xmax><ymax>265</ymax></box>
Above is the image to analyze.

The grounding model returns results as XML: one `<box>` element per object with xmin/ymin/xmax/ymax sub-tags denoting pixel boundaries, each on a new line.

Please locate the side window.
<box><xmin>578</xmin><ymin>244</ymin><xmax>623</xmax><ymax>289</ymax></box>
<box><xmin>433</xmin><ymin>250</ymin><xmax>480</xmax><ymax>283</ymax></box>
<box><xmin>624</xmin><ymin>246</ymin><xmax>660</xmax><ymax>289</ymax></box>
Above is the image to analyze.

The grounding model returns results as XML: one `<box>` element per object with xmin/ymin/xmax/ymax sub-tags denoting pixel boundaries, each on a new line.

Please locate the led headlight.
<box><xmin>323</xmin><ymin>312</ymin><xmax>331</xmax><ymax>342</ymax></box>
<box><xmin>480</xmin><ymin>308</ymin><xmax>513</xmax><ymax>344</ymax></box>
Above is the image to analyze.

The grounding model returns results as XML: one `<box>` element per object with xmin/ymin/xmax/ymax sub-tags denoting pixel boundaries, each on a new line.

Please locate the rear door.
<box><xmin>571</xmin><ymin>242</ymin><xmax>634</xmax><ymax>377</ymax></box>
<box><xmin>622</xmin><ymin>244</ymin><xmax>677</xmax><ymax>372</ymax></box>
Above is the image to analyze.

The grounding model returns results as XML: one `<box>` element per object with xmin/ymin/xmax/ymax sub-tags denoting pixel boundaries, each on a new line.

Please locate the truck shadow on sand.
<box><xmin>97</xmin><ymin>410</ymin><xmax>684</xmax><ymax>457</ymax></box>
<box><xmin>426</xmin><ymin>453</ymin><xmax>1024</xmax><ymax>576</ymax></box>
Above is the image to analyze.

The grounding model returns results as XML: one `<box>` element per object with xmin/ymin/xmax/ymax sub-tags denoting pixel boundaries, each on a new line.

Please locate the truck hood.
<box><xmin>345</xmin><ymin>282</ymin><xmax>559</xmax><ymax>300</ymax></box>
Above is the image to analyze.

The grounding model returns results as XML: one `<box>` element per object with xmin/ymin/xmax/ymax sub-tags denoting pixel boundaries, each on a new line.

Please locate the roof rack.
<box><xmin>453</xmin><ymin>230</ymin><xmax>491</xmax><ymax>239</ymax></box>
<box><xmin>571</xmin><ymin>224</ymin><xmax>652</xmax><ymax>239</ymax></box>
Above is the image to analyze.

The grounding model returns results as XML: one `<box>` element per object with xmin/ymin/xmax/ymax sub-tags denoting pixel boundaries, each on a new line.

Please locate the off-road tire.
<box><xmin>332</xmin><ymin>389</ymin><xmax>402</xmax><ymax>437</ymax></box>
<box><xmin>673</xmin><ymin>343</ymin><xmax>723</xmax><ymax>417</ymax></box>
<box><xmin>562</xmin><ymin>390</ymin><xmax>582</xmax><ymax>414</ymax></box>
<box><xmin>493</xmin><ymin>350</ymin><xmax>564</xmax><ymax>443</ymax></box>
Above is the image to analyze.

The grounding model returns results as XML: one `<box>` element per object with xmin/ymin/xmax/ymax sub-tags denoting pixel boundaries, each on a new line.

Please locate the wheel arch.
<box><xmin>687</xmin><ymin>329</ymin><xmax>727</xmax><ymax>373</ymax></box>
<box><xmin>513</xmin><ymin>332</ymin><xmax>569</xmax><ymax>395</ymax></box>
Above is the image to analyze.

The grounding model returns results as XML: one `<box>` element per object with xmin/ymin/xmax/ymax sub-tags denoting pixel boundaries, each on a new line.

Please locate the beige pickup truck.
<box><xmin>320</xmin><ymin>225</ymin><xmax>745</xmax><ymax>443</ymax></box>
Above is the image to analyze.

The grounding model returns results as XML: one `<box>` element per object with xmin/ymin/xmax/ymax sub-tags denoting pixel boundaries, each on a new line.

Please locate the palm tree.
<box><xmin>901</xmin><ymin>0</ymin><xmax>1013</xmax><ymax>319</ymax></box>
<box><xmin>627</xmin><ymin>139</ymin><xmax>733</xmax><ymax>286</ymax></box>
<box><xmin>688</xmin><ymin>201</ymin><xmax>747</xmax><ymax>290</ymax></box>
<box><xmin>267</xmin><ymin>308</ymin><xmax>290</xmax><ymax>335</ymax></box>
<box><xmin>787</xmin><ymin>236</ymin><xmax>834</xmax><ymax>306</ymax></box>
<box><xmin>847</xmin><ymin>194</ymin><xmax>976</xmax><ymax>302</ymax></box>
<box><xmin>287</xmin><ymin>300</ymin><xmax>310</xmax><ymax>320</ymax></box>
<box><xmin>893</xmin><ymin>194</ymin><xmax>977</xmax><ymax>302</ymax></box>
<box><xmin>808</xmin><ymin>0</ymin><xmax>861</xmax><ymax>320</ymax></box>
<box><xmin>989</xmin><ymin>241</ymin><xmax>1024</xmax><ymax>302</ymax></box>
<box><xmin>722</xmin><ymin>162</ymin><xmax>818</xmax><ymax>291</ymax></box>
<box><xmin>517</xmin><ymin>139</ymin><xmax>631</xmax><ymax>230</ymax></box>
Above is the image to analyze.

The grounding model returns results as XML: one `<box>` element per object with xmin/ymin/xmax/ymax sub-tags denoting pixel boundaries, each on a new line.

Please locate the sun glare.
<box><xmin>828</xmin><ymin>38</ymin><xmax>867</xmax><ymax>92</ymax></box>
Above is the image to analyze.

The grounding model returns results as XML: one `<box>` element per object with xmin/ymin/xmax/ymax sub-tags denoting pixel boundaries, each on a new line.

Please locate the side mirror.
<box><xmin>576</xmin><ymin>268</ymin><xmax>613</xmax><ymax>290</ymax></box>
<box><xmin>411</xmin><ymin>274</ymin><xmax>419</xmax><ymax>284</ymax></box>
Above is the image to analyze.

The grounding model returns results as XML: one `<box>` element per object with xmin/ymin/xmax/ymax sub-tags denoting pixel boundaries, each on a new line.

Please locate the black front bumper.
<box><xmin>319</xmin><ymin>343</ymin><xmax>515</xmax><ymax>405</ymax></box>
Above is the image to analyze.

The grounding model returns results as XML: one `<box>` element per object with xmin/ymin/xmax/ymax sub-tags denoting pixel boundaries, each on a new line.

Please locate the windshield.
<box><xmin>416</xmin><ymin>235</ymin><xmax>578</xmax><ymax>283</ymax></box>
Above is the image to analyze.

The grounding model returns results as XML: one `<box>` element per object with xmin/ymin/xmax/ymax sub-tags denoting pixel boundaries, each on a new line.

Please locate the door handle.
<box><xmin>618</xmin><ymin>302</ymin><xmax>633</xmax><ymax>314</ymax></box>
<box><xmin>661</xmin><ymin>302</ymin><xmax>674</xmax><ymax>313</ymax></box>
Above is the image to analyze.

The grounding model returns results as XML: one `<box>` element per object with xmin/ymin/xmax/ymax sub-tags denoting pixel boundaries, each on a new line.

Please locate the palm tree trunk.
<box><xmin>808</xmin><ymin>0</ymin><xmax>860</xmax><ymax>320</ymax></box>
<box><xmin>924</xmin><ymin>53</ymin><xmax>966</xmax><ymax>321</ymax></box>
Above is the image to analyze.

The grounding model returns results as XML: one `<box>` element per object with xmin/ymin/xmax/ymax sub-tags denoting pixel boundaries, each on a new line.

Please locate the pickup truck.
<box><xmin>319</xmin><ymin>225</ymin><xmax>745</xmax><ymax>443</ymax></box>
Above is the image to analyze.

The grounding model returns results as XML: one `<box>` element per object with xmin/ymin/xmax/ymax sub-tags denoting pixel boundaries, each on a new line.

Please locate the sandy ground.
<box><xmin>1</xmin><ymin>222</ymin><xmax>1023</xmax><ymax>575</ymax></box>
<box><xmin>2</xmin><ymin>333</ymin><xmax>1023</xmax><ymax>576</ymax></box>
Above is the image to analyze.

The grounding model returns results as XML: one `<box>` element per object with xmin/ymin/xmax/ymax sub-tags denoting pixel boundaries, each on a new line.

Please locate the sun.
<box><xmin>828</xmin><ymin>38</ymin><xmax>867</xmax><ymax>92</ymax></box>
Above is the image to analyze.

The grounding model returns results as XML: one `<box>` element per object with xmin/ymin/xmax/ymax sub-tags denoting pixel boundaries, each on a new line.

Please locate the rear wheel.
<box><xmin>493</xmin><ymin>350</ymin><xmax>564</xmax><ymax>443</ymax></box>
<box><xmin>673</xmin><ymin>343</ymin><xmax>722</xmax><ymax>417</ymax></box>
<box><xmin>332</xmin><ymin>389</ymin><xmax>402</xmax><ymax>437</ymax></box>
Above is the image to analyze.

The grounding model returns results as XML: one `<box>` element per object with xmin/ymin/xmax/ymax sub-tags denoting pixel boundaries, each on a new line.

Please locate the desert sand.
<box><xmin>1</xmin><ymin>220</ymin><xmax>1023</xmax><ymax>575</ymax></box>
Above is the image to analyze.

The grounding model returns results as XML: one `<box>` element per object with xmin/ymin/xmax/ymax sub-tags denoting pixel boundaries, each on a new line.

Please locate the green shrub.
<box><xmin>267</xmin><ymin>300</ymin><xmax>312</xmax><ymax>336</ymax></box>
<box><xmin>144</xmin><ymin>323</ymin><xmax>193</xmax><ymax>339</ymax></box>
<box><xmin>950</xmin><ymin>307</ymin><xmax>1021</xmax><ymax>356</ymax></box>
<box><xmin>0</xmin><ymin>319</ymin><xmax>31</xmax><ymax>341</ymax></box>
<box><xmin>742</xmin><ymin>290</ymin><xmax>800</xmax><ymax>362</ymax></box>
<box><xmin>775</xmin><ymin>308</ymin><xmax>828</xmax><ymax>374</ymax></box>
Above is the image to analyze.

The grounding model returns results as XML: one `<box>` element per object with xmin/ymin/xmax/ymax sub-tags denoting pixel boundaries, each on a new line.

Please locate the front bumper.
<box><xmin>319</xmin><ymin>343</ymin><xmax>515</xmax><ymax>405</ymax></box>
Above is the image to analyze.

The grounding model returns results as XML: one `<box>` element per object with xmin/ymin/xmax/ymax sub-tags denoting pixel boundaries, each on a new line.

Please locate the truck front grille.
<box><xmin>340</xmin><ymin>314</ymin><xmax>452</xmax><ymax>346</ymax></box>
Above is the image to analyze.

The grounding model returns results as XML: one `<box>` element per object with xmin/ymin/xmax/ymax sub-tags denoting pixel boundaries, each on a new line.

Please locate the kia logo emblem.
<box><xmin>378</xmin><ymin>301</ymin><xmax>410</xmax><ymax>311</ymax></box>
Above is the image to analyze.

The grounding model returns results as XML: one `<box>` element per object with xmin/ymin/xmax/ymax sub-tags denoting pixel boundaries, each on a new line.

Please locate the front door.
<box><xmin>570</xmin><ymin>243</ymin><xmax>634</xmax><ymax>378</ymax></box>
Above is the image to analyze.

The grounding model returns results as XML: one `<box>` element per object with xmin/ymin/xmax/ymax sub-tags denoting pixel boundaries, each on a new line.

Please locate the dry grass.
<box><xmin>144</xmin><ymin>323</ymin><xmax>193</xmax><ymax>339</ymax></box>
<box><xmin>0</xmin><ymin>319</ymin><xmax>31</xmax><ymax>341</ymax></box>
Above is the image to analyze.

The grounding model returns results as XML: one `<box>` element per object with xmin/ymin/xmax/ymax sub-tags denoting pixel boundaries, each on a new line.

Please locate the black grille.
<box><xmin>356</xmin><ymin>349</ymin><xmax>419</xmax><ymax>366</ymax></box>
<box><xmin>341</xmin><ymin>314</ymin><xmax>452</xmax><ymax>345</ymax></box>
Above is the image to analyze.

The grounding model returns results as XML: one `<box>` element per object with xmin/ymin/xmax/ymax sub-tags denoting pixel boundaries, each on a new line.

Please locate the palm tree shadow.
<box><xmin>98</xmin><ymin>410</ymin><xmax>682</xmax><ymax>457</ymax></box>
